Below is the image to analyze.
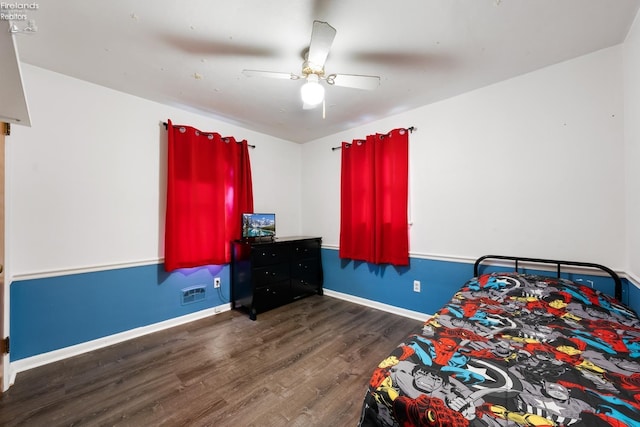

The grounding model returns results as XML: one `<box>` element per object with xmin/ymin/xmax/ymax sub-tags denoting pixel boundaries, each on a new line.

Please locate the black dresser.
<box><xmin>231</xmin><ymin>236</ymin><xmax>323</xmax><ymax>320</ymax></box>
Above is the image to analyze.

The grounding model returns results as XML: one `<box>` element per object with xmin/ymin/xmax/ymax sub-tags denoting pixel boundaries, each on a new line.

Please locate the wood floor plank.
<box><xmin>0</xmin><ymin>295</ymin><xmax>421</xmax><ymax>426</ymax></box>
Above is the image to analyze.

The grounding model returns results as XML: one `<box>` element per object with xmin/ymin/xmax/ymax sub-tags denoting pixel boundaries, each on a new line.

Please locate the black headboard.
<box><xmin>473</xmin><ymin>255</ymin><xmax>622</xmax><ymax>301</ymax></box>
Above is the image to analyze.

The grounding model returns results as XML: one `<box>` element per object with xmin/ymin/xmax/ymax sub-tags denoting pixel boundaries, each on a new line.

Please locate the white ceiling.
<box><xmin>10</xmin><ymin>0</ymin><xmax>640</xmax><ymax>142</ymax></box>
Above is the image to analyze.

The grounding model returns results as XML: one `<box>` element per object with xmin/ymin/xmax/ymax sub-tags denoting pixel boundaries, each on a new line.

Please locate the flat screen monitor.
<box><xmin>242</xmin><ymin>213</ymin><xmax>276</xmax><ymax>239</ymax></box>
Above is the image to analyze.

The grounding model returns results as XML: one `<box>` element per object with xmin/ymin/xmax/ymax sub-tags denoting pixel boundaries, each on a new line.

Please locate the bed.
<box><xmin>358</xmin><ymin>255</ymin><xmax>640</xmax><ymax>427</ymax></box>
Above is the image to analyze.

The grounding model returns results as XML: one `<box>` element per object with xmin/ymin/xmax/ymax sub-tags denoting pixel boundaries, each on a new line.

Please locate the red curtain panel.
<box><xmin>164</xmin><ymin>120</ymin><xmax>253</xmax><ymax>271</ymax></box>
<box><xmin>339</xmin><ymin>128</ymin><xmax>409</xmax><ymax>266</ymax></box>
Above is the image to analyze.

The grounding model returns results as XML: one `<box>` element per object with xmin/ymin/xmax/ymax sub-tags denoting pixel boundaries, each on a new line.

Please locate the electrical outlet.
<box><xmin>413</xmin><ymin>280</ymin><xmax>421</xmax><ymax>292</ymax></box>
<box><xmin>214</xmin><ymin>277</ymin><xmax>221</xmax><ymax>288</ymax></box>
<box><xmin>576</xmin><ymin>279</ymin><xmax>595</xmax><ymax>288</ymax></box>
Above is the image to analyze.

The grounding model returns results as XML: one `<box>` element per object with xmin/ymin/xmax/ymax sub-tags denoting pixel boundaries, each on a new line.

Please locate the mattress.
<box><xmin>358</xmin><ymin>272</ymin><xmax>640</xmax><ymax>427</ymax></box>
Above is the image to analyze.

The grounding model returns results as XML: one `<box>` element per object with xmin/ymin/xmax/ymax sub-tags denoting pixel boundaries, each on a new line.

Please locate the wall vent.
<box><xmin>181</xmin><ymin>285</ymin><xmax>206</xmax><ymax>305</ymax></box>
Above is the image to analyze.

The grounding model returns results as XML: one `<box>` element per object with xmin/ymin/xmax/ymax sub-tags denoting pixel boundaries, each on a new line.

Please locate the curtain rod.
<box><xmin>162</xmin><ymin>122</ymin><xmax>255</xmax><ymax>149</ymax></box>
<box><xmin>331</xmin><ymin>126</ymin><xmax>416</xmax><ymax>151</ymax></box>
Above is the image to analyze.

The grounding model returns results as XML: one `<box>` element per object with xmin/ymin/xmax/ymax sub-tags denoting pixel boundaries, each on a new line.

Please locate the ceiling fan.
<box><xmin>242</xmin><ymin>21</ymin><xmax>380</xmax><ymax>110</ymax></box>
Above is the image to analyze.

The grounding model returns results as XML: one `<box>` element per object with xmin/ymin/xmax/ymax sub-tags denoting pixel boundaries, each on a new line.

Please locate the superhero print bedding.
<box><xmin>358</xmin><ymin>268</ymin><xmax>640</xmax><ymax>426</ymax></box>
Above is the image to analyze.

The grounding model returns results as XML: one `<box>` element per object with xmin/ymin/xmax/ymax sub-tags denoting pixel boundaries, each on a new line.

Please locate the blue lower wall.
<box><xmin>628</xmin><ymin>277</ymin><xmax>640</xmax><ymax>311</ymax></box>
<box><xmin>10</xmin><ymin>249</ymin><xmax>639</xmax><ymax>362</ymax></box>
<box><xmin>321</xmin><ymin>248</ymin><xmax>639</xmax><ymax>315</ymax></box>
<box><xmin>322</xmin><ymin>248</ymin><xmax>474</xmax><ymax>314</ymax></box>
<box><xmin>10</xmin><ymin>263</ymin><xmax>230</xmax><ymax>361</ymax></box>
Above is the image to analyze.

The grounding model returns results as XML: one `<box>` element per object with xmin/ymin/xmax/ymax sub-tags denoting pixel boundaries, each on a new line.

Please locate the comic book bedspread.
<box><xmin>358</xmin><ymin>272</ymin><xmax>640</xmax><ymax>427</ymax></box>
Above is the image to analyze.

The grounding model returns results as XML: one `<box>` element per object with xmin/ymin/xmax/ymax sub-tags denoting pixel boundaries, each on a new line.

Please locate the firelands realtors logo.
<box><xmin>1</xmin><ymin>2</ymin><xmax>39</xmax><ymax>21</ymax></box>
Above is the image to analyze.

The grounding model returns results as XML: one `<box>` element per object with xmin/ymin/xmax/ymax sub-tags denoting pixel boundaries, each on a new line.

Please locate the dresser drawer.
<box><xmin>291</xmin><ymin>279</ymin><xmax>320</xmax><ymax>299</ymax></box>
<box><xmin>252</xmin><ymin>245</ymin><xmax>289</xmax><ymax>267</ymax></box>
<box><xmin>253</xmin><ymin>280</ymin><xmax>291</xmax><ymax>312</ymax></box>
<box><xmin>291</xmin><ymin>257</ymin><xmax>319</xmax><ymax>281</ymax></box>
<box><xmin>292</xmin><ymin>239</ymin><xmax>320</xmax><ymax>260</ymax></box>
<box><xmin>291</xmin><ymin>257</ymin><xmax>321</xmax><ymax>299</ymax></box>
<box><xmin>253</xmin><ymin>262</ymin><xmax>290</xmax><ymax>287</ymax></box>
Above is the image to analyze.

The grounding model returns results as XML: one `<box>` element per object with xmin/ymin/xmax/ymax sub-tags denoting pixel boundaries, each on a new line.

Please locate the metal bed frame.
<box><xmin>473</xmin><ymin>254</ymin><xmax>622</xmax><ymax>301</ymax></box>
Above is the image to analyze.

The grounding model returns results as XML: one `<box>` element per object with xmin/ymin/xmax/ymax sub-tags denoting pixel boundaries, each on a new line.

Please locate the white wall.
<box><xmin>8</xmin><ymin>64</ymin><xmax>302</xmax><ymax>276</ymax></box>
<box><xmin>8</xmin><ymin>40</ymin><xmax>632</xmax><ymax>276</ymax></box>
<box><xmin>625</xmin><ymin>11</ymin><xmax>640</xmax><ymax>282</ymax></box>
<box><xmin>302</xmin><ymin>46</ymin><xmax>626</xmax><ymax>269</ymax></box>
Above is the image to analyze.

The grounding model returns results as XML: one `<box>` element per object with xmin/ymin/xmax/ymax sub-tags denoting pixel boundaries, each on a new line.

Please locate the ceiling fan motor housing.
<box><xmin>302</xmin><ymin>59</ymin><xmax>325</xmax><ymax>78</ymax></box>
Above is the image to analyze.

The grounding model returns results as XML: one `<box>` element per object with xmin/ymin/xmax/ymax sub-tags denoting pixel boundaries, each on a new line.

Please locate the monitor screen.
<box><xmin>242</xmin><ymin>213</ymin><xmax>276</xmax><ymax>238</ymax></box>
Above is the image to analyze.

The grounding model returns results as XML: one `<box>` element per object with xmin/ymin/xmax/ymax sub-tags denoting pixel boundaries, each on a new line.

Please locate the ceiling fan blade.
<box><xmin>307</xmin><ymin>21</ymin><xmax>336</xmax><ymax>69</ymax></box>
<box><xmin>159</xmin><ymin>33</ymin><xmax>277</xmax><ymax>57</ymax></box>
<box><xmin>328</xmin><ymin>73</ymin><xmax>380</xmax><ymax>90</ymax></box>
<box><xmin>242</xmin><ymin>70</ymin><xmax>300</xmax><ymax>80</ymax></box>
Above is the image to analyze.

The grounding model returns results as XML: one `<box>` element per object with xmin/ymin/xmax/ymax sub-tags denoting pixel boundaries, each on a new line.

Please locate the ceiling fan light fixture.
<box><xmin>300</xmin><ymin>74</ymin><xmax>324</xmax><ymax>106</ymax></box>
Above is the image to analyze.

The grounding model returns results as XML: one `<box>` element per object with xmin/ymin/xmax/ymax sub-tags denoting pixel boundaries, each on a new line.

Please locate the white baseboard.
<box><xmin>323</xmin><ymin>289</ymin><xmax>432</xmax><ymax>322</ymax></box>
<box><xmin>6</xmin><ymin>303</ymin><xmax>230</xmax><ymax>391</ymax></box>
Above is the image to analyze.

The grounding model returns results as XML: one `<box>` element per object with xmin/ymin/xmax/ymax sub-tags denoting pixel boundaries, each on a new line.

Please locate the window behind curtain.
<box><xmin>164</xmin><ymin>120</ymin><xmax>253</xmax><ymax>271</ymax></box>
<box><xmin>339</xmin><ymin>128</ymin><xmax>409</xmax><ymax>266</ymax></box>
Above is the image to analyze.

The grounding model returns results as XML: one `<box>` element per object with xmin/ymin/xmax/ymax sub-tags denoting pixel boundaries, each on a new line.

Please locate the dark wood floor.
<box><xmin>0</xmin><ymin>295</ymin><xmax>421</xmax><ymax>426</ymax></box>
